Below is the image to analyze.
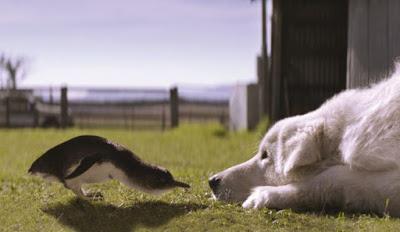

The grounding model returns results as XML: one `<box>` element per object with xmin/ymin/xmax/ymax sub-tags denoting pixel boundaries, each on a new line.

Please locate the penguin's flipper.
<box><xmin>65</xmin><ymin>154</ymin><xmax>104</xmax><ymax>180</ymax></box>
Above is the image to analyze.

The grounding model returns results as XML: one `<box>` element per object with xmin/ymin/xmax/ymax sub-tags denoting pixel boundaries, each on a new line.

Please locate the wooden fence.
<box><xmin>347</xmin><ymin>0</ymin><xmax>400</xmax><ymax>88</ymax></box>
<box><xmin>270</xmin><ymin>0</ymin><xmax>348</xmax><ymax>122</ymax></box>
<box><xmin>0</xmin><ymin>87</ymin><xmax>229</xmax><ymax>130</ymax></box>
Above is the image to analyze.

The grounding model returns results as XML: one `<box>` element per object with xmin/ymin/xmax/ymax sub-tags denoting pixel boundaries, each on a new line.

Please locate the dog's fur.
<box><xmin>210</xmin><ymin>67</ymin><xmax>400</xmax><ymax>216</ymax></box>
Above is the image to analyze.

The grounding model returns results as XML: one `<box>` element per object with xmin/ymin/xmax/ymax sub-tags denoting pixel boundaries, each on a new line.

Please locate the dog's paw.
<box><xmin>242</xmin><ymin>186</ymin><xmax>276</xmax><ymax>209</ymax></box>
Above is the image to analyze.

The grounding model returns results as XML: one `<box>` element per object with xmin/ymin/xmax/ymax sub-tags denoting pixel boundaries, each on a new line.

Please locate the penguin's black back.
<box><xmin>29</xmin><ymin>135</ymin><xmax>144</xmax><ymax>181</ymax></box>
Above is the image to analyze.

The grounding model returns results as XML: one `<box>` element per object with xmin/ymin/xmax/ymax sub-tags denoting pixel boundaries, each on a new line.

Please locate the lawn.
<box><xmin>0</xmin><ymin>123</ymin><xmax>399</xmax><ymax>232</ymax></box>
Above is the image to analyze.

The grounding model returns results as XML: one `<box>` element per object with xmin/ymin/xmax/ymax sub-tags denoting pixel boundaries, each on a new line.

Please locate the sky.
<box><xmin>0</xmin><ymin>0</ymin><xmax>269</xmax><ymax>88</ymax></box>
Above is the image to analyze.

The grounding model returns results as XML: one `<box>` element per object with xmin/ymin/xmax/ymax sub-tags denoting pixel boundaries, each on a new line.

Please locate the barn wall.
<box><xmin>270</xmin><ymin>0</ymin><xmax>348</xmax><ymax>122</ymax></box>
<box><xmin>347</xmin><ymin>0</ymin><xmax>400</xmax><ymax>88</ymax></box>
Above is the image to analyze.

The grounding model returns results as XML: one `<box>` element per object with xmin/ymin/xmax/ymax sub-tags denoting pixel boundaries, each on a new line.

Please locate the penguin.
<box><xmin>28</xmin><ymin>135</ymin><xmax>190</xmax><ymax>200</ymax></box>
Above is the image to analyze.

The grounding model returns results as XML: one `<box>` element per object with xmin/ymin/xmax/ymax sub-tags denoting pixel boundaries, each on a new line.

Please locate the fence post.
<box><xmin>170</xmin><ymin>87</ymin><xmax>179</xmax><ymax>128</ymax></box>
<box><xmin>60</xmin><ymin>86</ymin><xmax>68</xmax><ymax>128</ymax></box>
<box><xmin>49</xmin><ymin>86</ymin><xmax>54</xmax><ymax>105</ymax></box>
<box><xmin>161</xmin><ymin>103</ymin><xmax>166</xmax><ymax>131</ymax></box>
<box><xmin>131</xmin><ymin>107</ymin><xmax>135</xmax><ymax>130</ymax></box>
<box><xmin>33</xmin><ymin>102</ymin><xmax>39</xmax><ymax>127</ymax></box>
<box><xmin>5</xmin><ymin>97</ymin><xmax>10</xmax><ymax>128</ymax></box>
<box><xmin>219</xmin><ymin>111</ymin><xmax>226</xmax><ymax>126</ymax></box>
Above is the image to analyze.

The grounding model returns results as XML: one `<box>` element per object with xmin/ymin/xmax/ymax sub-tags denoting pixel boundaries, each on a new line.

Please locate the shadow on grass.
<box><xmin>292</xmin><ymin>207</ymin><xmax>385</xmax><ymax>219</ymax></box>
<box><xmin>42</xmin><ymin>198</ymin><xmax>206</xmax><ymax>232</ymax></box>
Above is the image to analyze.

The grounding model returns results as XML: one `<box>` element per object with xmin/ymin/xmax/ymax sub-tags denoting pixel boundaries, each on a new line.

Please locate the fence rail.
<box><xmin>0</xmin><ymin>87</ymin><xmax>229</xmax><ymax>130</ymax></box>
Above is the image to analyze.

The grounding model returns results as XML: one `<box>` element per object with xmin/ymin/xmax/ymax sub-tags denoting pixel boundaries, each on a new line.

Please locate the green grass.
<box><xmin>1</xmin><ymin>123</ymin><xmax>400</xmax><ymax>231</ymax></box>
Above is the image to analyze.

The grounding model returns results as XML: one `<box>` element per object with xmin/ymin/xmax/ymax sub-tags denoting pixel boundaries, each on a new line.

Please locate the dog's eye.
<box><xmin>261</xmin><ymin>150</ymin><xmax>268</xmax><ymax>160</ymax></box>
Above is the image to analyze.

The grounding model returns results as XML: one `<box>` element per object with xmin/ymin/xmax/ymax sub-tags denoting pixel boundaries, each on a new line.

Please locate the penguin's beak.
<box><xmin>173</xmin><ymin>180</ymin><xmax>190</xmax><ymax>188</ymax></box>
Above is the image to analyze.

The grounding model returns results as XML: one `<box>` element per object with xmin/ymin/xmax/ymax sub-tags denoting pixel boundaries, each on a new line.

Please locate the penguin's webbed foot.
<box><xmin>85</xmin><ymin>191</ymin><xmax>104</xmax><ymax>201</ymax></box>
<box><xmin>64</xmin><ymin>181</ymin><xmax>104</xmax><ymax>201</ymax></box>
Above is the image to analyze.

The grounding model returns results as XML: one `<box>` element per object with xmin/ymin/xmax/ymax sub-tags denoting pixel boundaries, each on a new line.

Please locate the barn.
<box><xmin>267</xmin><ymin>0</ymin><xmax>400</xmax><ymax>122</ymax></box>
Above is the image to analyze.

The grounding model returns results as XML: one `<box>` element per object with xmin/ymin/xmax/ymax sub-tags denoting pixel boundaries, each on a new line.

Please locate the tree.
<box><xmin>0</xmin><ymin>54</ymin><xmax>26</xmax><ymax>90</ymax></box>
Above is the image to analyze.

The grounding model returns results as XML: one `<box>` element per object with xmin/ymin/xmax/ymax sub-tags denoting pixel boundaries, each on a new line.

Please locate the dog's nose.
<box><xmin>208</xmin><ymin>176</ymin><xmax>221</xmax><ymax>191</ymax></box>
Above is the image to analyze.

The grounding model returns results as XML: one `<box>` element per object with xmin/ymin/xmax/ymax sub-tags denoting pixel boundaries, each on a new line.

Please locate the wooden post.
<box><xmin>5</xmin><ymin>97</ymin><xmax>10</xmax><ymax>127</ymax></box>
<box><xmin>161</xmin><ymin>103</ymin><xmax>166</xmax><ymax>131</ymax></box>
<box><xmin>219</xmin><ymin>111</ymin><xmax>226</xmax><ymax>126</ymax></box>
<box><xmin>270</xmin><ymin>0</ymin><xmax>283</xmax><ymax>124</ymax></box>
<box><xmin>258</xmin><ymin>0</ymin><xmax>270</xmax><ymax>118</ymax></box>
<box><xmin>129</xmin><ymin>106</ymin><xmax>134</xmax><ymax>130</ymax></box>
<box><xmin>170</xmin><ymin>87</ymin><xmax>179</xmax><ymax>128</ymax></box>
<box><xmin>261</xmin><ymin>0</ymin><xmax>268</xmax><ymax>57</ymax></box>
<box><xmin>60</xmin><ymin>87</ymin><xmax>68</xmax><ymax>128</ymax></box>
<box><xmin>258</xmin><ymin>56</ymin><xmax>270</xmax><ymax>117</ymax></box>
<box><xmin>32</xmin><ymin>102</ymin><xmax>39</xmax><ymax>127</ymax></box>
<box><xmin>49</xmin><ymin>86</ymin><xmax>54</xmax><ymax>105</ymax></box>
<box><xmin>131</xmin><ymin>107</ymin><xmax>135</xmax><ymax>130</ymax></box>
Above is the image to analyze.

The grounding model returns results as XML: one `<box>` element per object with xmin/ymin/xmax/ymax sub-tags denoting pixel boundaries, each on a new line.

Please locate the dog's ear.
<box><xmin>283</xmin><ymin>120</ymin><xmax>324</xmax><ymax>175</ymax></box>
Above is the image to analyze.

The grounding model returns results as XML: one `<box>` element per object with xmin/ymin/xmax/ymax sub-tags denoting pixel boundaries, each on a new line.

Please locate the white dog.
<box><xmin>209</xmin><ymin>67</ymin><xmax>400</xmax><ymax>216</ymax></box>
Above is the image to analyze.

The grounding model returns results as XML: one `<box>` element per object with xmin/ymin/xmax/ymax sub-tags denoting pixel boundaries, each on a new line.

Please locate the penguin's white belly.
<box><xmin>65</xmin><ymin>161</ymin><xmax>165</xmax><ymax>195</ymax></box>
<box><xmin>73</xmin><ymin>162</ymin><xmax>126</xmax><ymax>184</ymax></box>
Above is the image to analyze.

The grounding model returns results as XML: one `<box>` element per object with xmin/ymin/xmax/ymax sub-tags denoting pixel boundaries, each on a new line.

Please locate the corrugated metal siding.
<box><xmin>280</xmin><ymin>0</ymin><xmax>348</xmax><ymax>117</ymax></box>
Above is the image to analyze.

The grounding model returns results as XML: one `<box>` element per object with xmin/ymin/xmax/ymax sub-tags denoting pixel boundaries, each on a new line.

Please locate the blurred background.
<box><xmin>1</xmin><ymin>0</ymin><xmax>399</xmax><ymax>131</ymax></box>
<box><xmin>0</xmin><ymin>0</ymin><xmax>267</xmax><ymax>130</ymax></box>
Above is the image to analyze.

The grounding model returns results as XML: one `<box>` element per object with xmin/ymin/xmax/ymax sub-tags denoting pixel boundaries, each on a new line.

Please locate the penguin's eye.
<box><xmin>261</xmin><ymin>150</ymin><xmax>269</xmax><ymax>160</ymax></box>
